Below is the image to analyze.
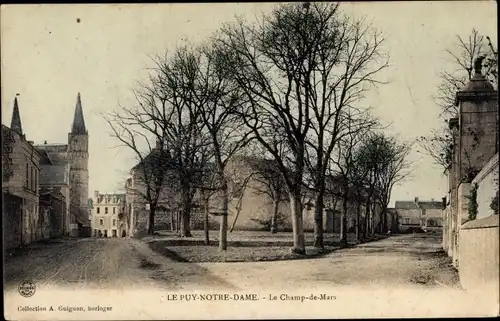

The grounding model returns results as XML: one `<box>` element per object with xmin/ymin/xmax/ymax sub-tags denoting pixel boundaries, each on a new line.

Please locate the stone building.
<box><xmin>124</xmin><ymin>141</ymin><xmax>191</xmax><ymax>236</ymax></box>
<box><xmin>39</xmin><ymin>188</ymin><xmax>67</xmax><ymax>238</ymax></box>
<box><xmin>2</xmin><ymin>97</ymin><xmax>42</xmax><ymax>248</ymax></box>
<box><xmin>91</xmin><ymin>191</ymin><xmax>126</xmax><ymax>238</ymax></box>
<box><xmin>34</xmin><ymin>93</ymin><xmax>90</xmax><ymax>236</ymax></box>
<box><xmin>441</xmin><ymin>57</ymin><xmax>498</xmax><ymax>292</ymax></box>
<box><xmin>393</xmin><ymin>197</ymin><xmax>443</xmax><ymax>232</ymax></box>
<box><xmin>222</xmin><ymin>156</ymin><xmax>381</xmax><ymax>234</ymax></box>
<box><xmin>37</xmin><ymin>148</ymin><xmax>71</xmax><ymax>236</ymax></box>
<box><xmin>124</xmin><ymin>145</ymin><xmax>383</xmax><ymax>236</ymax></box>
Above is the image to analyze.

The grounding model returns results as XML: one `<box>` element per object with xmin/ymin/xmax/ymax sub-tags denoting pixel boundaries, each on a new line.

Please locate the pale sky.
<box><xmin>1</xmin><ymin>2</ymin><xmax>497</xmax><ymax>206</ymax></box>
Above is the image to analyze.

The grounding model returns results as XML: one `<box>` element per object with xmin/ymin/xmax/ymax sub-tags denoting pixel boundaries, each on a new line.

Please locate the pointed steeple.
<box><xmin>10</xmin><ymin>96</ymin><xmax>23</xmax><ymax>135</ymax></box>
<box><xmin>71</xmin><ymin>92</ymin><xmax>87</xmax><ymax>134</ymax></box>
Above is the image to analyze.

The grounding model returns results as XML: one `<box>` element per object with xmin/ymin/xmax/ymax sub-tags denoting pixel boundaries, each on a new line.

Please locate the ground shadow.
<box><xmin>133</xmin><ymin>247</ymin><xmax>237</xmax><ymax>290</ymax></box>
<box><xmin>147</xmin><ymin>235</ymin><xmax>389</xmax><ymax>263</ymax></box>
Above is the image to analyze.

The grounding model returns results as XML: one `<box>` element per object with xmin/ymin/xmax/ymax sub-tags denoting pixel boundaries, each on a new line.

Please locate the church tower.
<box><xmin>68</xmin><ymin>92</ymin><xmax>89</xmax><ymax>228</ymax></box>
<box><xmin>10</xmin><ymin>96</ymin><xmax>24</xmax><ymax>136</ymax></box>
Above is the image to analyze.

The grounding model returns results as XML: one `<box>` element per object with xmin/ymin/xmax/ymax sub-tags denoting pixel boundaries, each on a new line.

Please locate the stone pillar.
<box><xmin>455</xmin><ymin>65</ymin><xmax>498</xmax><ymax>181</ymax></box>
<box><xmin>452</xmin><ymin>58</ymin><xmax>498</xmax><ymax>267</ymax></box>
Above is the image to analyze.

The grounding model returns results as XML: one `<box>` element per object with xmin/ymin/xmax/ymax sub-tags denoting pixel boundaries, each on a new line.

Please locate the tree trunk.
<box><xmin>181</xmin><ymin>208</ymin><xmax>192</xmax><ymax>237</ymax></box>
<box><xmin>270</xmin><ymin>199</ymin><xmax>279</xmax><ymax>234</ymax></box>
<box><xmin>331</xmin><ymin>198</ymin><xmax>338</xmax><ymax>235</ymax></box>
<box><xmin>180</xmin><ymin>189</ymin><xmax>193</xmax><ymax>237</ymax></box>
<box><xmin>147</xmin><ymin>205</ymin><xmax>155</xmax><ymax>234</ymax></box>
<box><xmin>203</xmin><ymin>193</ymin><xmax>210</xmax><ymax>245</ymax></box>
<box><xmin>219</xmin><ymin>184</ymin><xmax>229</xmax><ymax>251</ymax></box>
<box><xmin>363</xmin><ymin>200</ymin><xmax>370</xmax><ymax>238</ymax></box>
<box><xmin>289</xmin><ymin>190</ymin><xmax>306</xmax><ymax>254</ymax></box>
<box><xmin>380</xmin><ymin>206</ymin><xmax>388</xmax><ymax>234</ymax></box>
<box><xmin>175</xmin><ymin>210</ymin><xmax>181</xmax><ymax>234</ymax></box>
<box><xmin>356</xmin><ymin>197</ymin><xmax>361</xmax><ymax>241</ymax></box>
<box><xmin>170</xmin><ymin>210</ymin><xmax>175</xmax><ymax>232</ymax></box>
<box><xmin>371</xmin><ymin>202</ymin><xmax>377</xmax><ymax>234</ymax></box>
<box><xmin>313</xmin><ymin>189</ymin><xmax>325</xmax><ymax>249</ymax></box>
<box><xmin>340</xmin><ymin>193</ymin><xmax>348</xmax><ymax>245</ymax></box>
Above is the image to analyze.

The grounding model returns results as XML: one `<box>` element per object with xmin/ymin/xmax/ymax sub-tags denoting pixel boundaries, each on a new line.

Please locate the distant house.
<box><xmin>394</xmin><ymin>197</ymin><xmax>444</xmax><ymax>232</ymax></box>
<box><xmin>91</xmin><ymin>192</ymin><xmax>126</xmax><ymax>238</ymax></box>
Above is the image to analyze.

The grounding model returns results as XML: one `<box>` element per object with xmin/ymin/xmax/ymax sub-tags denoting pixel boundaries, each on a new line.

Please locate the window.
<box><xmin>113</xmin><ymin>207</ymin><xmax>116</xmax><ymax>214</ymax></box>
<box><xmin>99</xmin><ymin>219</ymin><xmax>103</xmax><ymax>226</ymax></box>
<box><xmin>25</xmin><ymin>163</ymin><xmax>29</xmax><ymax>187</ymax></box>
<box><xmin>113</xmin><ymin>219</ymin><xmax>116</xmax><ymax>226</ymax></box>
<box><xmin>31</xmin><ymin>166</ymin><xmax>34</xmax><ymax>191</ymax></box>
<box><xmin>97</xmin><ymin>207</ymin><xmax>100</xmax><ymax>214</ymax></box>
<box><xmin>403</xmin><ymin>217</ymin><xmax>411</xmax><ymax>224</ymax></box>
<box><xmin>34</xmin><ymin>170</ymin><xmax>38</xmax><ymax>193</ymax></box>
<box><xmin>105</xmin><ymin>207</ymin><xmax>108</xmax><ymax>214</ymax></box>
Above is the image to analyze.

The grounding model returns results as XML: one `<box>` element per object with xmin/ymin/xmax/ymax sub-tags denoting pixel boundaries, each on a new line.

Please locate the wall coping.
<box><xmin>462</xmin><ymin>214</ymin><xmax>499</xmax><ymax>230</ymax></box>
<box><xmin>472</xmin><ymin>153</ymin><xmax>499</xmax><ymax>184</ymax></box>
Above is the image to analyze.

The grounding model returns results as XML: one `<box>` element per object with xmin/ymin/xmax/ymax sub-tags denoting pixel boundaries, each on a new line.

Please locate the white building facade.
<box><xmin>90</xmin><ymin>191</ymin><xmax>126</xmax><ymax>237</ymax></box>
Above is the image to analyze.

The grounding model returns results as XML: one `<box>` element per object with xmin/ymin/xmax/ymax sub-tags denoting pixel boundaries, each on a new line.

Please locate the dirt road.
<box><xmin>6</xmin><ymin>233</ymin><xmax>498</xmax><ymax>319</ymax></box>
<box><xmin>3</xmin><ymin>238</ymin><xmax>233</xmax><ymax>291</ymax></box>
<box><xmin>4</xmin><ymin>232</ymin><xmax>458</xmax><ymax>292</ymax></box>
<box><xmin>197</xmin><ymin>232</ymin><xmax>459</xmax><ymax>290</ymax></box>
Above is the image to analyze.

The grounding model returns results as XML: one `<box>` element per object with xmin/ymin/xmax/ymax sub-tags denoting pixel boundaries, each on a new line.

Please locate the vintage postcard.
<box><xmin>2</xmin><ymin>2</ymin><xmax>499</xmax><ymax>320</ymax></box>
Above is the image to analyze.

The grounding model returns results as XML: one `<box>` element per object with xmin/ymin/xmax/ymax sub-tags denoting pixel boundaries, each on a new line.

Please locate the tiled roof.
<box><xmin>395</xmin><ymin>200</ymin><xmax>443</xmax><ymax>210</ymax></box>
<box><xmin>132</xmin><ymin>148</ymin><xmax>175</xmax><ymax>171</ymax></box>
<box><xmin>35</xmin><ymin>144</ymin><xmax>68</xmax><ymax>153</ymax></box>
<box><xmin>47</xmin><ymin>153</ymin><xmax>68</xmax><ymax>164</ymax></box>
<box><xmin>418</xmin><ymin>201</ymin><xmax>443</xmax><ymax>210</ymax></box>
<box><xmin>394</xmin><ymin>201</ymin><xmax>419</xmax><ymax>210</ymax></box>
<box><xmin>36</xmin><ymin>148</ymin><xmax>53</xmax><ymax>165</ymax></box>
<box><xmin>39</xmin><ymin>164</ymin><xmax>69</xmax><ymax>185</ymax></box>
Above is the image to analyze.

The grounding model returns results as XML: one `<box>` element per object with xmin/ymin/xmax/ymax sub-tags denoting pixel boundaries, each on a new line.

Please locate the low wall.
<box><xmin>472</xmin><ymin>153</ymin><xmax>499</xmax><ymax>219</ymax></box>
<box><xmin>459</xmin><ymin>215</ymin><xmax>499</xmax><ymax>293</ymax></box>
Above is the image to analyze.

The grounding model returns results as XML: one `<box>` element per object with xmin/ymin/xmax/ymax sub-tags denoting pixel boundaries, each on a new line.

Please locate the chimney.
<box><xmin>28</xmin><ymin>140</ymin><xmax>34</xmax><ymax>145</ymax></box>
<box><xmin>44</xmin><ymin>140</ymin><xmax>47</xmax><ymax>145</ymax></box>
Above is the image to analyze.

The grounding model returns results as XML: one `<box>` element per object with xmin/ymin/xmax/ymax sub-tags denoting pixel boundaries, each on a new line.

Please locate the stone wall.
<box><xmin>472</xmin><ymin>153</ymin><xmax>499</xmax><ymax>219</ymax></box>
<box><xmin>459</xmin><ymin>215</ymin><xmax>499</xmax><ymax>295</ymax></box>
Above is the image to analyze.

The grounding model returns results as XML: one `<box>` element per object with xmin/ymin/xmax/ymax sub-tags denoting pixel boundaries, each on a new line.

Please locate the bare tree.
<box><xmin>167</xmin><ymin>44</ymin><xmax>253</xmax><ymax>251</ymax></box>
<box><xmin>371</xmin><ymin>134</ymin><xmax>412</xmax><ymax>233</ymax></box>
<box><xmin>103</xmin><ymin>45</ymin><xmax>211</xmax><ymax>236</ymax></box>
<box><xmin>211</xmin><ymin>5</ymin><xmax>314</xmax><ymax>254</ymax></box>
<box><xmin>301</xmin><ymin>5</ymin><xmax>389</xmax><ymax>249</ymax></box>
<box><xmin>329</xmin><ymin>113</ymin><xmax>376</xmax><ymax>245</ymax></box>
<box><xmin>212</xmin><ymin>3</ymin><xmax>387</xmax><ymax>253</ymax></box>
<box><xmin>418</xmin><ymin>29</ymin><xmax>497</xmax><ymax>170</ymax></box>
<box><xmin>103</xmin><ymin>111</ymin><xmax>173</xmax><ymax>235</ymax></box>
